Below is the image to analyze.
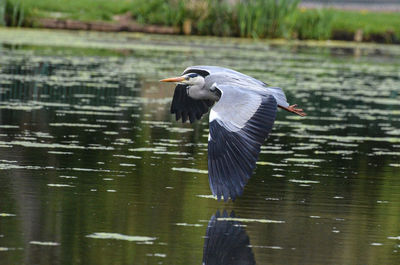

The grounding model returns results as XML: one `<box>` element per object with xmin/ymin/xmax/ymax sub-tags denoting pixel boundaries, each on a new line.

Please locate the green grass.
<box><xmin>7</xmin><ymin>0</ymin><xmax>133</xmax><ymax>21</ymax></box>
<box><xmin>331</xmin><ymin>9</ymin><xmax>400</xmax><ymax>34</ymax></box>
<box><xmin>330</xmin><ymin>9</ymin><xmax>400</xmax><ymax>42</ymax></box>
<box><xmin>2</xmin><ymin>0</ymin><xmax>400</xmax><ymax>43</ymax></box>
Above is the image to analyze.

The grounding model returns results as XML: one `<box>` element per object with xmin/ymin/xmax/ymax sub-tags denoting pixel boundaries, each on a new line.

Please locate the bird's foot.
<box><xmin>288</xmin><ymin>104</ymin><xmax>306</xmax><ymax>116</ymax></box>
<box><xmin>279</xmin><ymin>104</ymin><xmax>306</xmax><ymax>116</ymax></box>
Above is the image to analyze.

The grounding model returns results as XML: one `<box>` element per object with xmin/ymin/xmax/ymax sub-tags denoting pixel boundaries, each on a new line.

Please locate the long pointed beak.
<box><xmin>159</xmin><ymin>76</ymin><xmax>185</xmax><ymax>82</ymax></box>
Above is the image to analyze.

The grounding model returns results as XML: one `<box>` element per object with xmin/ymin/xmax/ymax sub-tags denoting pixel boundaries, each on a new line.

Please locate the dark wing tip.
<box><xmin>208</xmin><ymin>121</ymin><xmax>255</xmax><ymax>201</ymax></box>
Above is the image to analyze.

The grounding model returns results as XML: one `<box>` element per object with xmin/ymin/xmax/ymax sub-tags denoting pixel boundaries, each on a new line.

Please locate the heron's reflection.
<box><xmin>202</xmin><ymin>210</ymin><xmax>256</xmax><ymax>265</ymax></box>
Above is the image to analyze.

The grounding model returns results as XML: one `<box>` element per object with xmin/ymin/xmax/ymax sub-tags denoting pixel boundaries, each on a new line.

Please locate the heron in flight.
<box><xmin>161</xmin><ymin>66</ymin><xmax>305</xmax><ymax>201</ymax></box>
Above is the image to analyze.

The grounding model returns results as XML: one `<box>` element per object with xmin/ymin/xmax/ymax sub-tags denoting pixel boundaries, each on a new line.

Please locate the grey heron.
<box><xmin>161</xmin><ymin>66</ymin><xmax>305</xmax><ymax>201</ymax></box>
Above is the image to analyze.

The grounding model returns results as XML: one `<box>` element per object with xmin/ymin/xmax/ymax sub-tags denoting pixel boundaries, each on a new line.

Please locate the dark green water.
<box><xmin>0</xmin><ymin>29</ymin><xmax>399</xmax><ymax>265</ymax></box>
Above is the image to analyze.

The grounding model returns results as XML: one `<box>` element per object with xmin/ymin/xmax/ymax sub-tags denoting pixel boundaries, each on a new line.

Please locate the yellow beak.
<box><xmin>159</xmin><ymin>76</ymin><xmax>186</xmax><ymax>82</ymax></box>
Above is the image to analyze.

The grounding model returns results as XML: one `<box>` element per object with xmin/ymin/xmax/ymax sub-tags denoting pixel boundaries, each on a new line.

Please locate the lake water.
<box><xmin>0</xmin><ymin>29</ymin><xmax>399</xmax><ymax>265</ymax></box>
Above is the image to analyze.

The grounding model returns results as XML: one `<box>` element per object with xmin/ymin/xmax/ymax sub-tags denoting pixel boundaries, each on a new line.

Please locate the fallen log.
<box><xmin>37</xmin><ymin>18</ymin><xmax>179</xmax><ymax>34</ymax></box>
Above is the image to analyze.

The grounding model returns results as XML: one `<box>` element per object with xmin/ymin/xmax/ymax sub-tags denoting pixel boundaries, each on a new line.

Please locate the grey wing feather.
<box><xmin>208</xmin><ymin>84</ymin><xmax>277</xmax><ymax>201</ymax></box>
<box><xmin>183</xmin><ymin>65</ymin><xmax>266</xmax><ymax>87</ymax></box>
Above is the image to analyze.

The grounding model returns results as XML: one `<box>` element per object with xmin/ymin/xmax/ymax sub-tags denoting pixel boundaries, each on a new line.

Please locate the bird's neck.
<box><xmin>187</xmin><ymin>84</ymin><xmax>205</xmax><ymax>99</ymax></box>
<box><xmin>187</xmin><ymin>84</ymin><xmax>219</xmax><ymax>101</ymax></box>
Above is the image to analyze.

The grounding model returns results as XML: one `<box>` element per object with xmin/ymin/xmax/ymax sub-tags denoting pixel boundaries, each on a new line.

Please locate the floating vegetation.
<box><xmin>56</xmin><ymin>110</ymin><xmax>123</xmax><ymax>116</ymax></box>
<box><xmin>69</xmin><ymin>167</ymin><xmax>113</xmax><ymax>172</ymax></box>
<box><xmin>265</xmin><ymin>197</ymin><xmax>280</xmax><ymax>201</ymax></box>
<box><xmin>175</xmin><ymin>223</ymin><xmax>203</xmax><ymax>227</ymax></box>
<box><xmin>47</xmin><ymin>184</ymin><xmax>74</xmax><ymax>188</ymax></box>
<box><xmin>0</xmin><ymin>125</ymin><xmax>19</xmax><ymax>129</ymax></box>
<box><xmin>196</xmin><ymin>194</ymin><xmax>220</xmax><ymax>200</ymax></box>
<box><xmin>146</xmin><ymin>253</ymin><xmax>167</xmax><ymax>258</ymax></box>
<box><xmin>377</xmin><ymin>200</ymin><xmax>389</xmax><ymax>204</ymax></box>
<box><xmin>292</xmin><ymin>144</ymin><xmax>319</xmax><ymax>150</ymax></box>
<box><xmin>0</xmin><ymin>162</ymin><xmax>42</xmax><ymax>170</ymax></box>
<box><xmin>292</xmin><ymin>163</ymin><xmax>320</xmax><ymax>168</ymax></box>
<box><xmin>292</xmin><ymin>135</ymin><xmax>400</xmax><ymax>144</ymax></box>
<box><xmin>50</xmin><ymin>123</ymin><xmax>106</xmax><ymax>128</ymax></box>
<box><xmin>104</xmin><ymin>131</ymin><xmax>119</xmax><ymax>135</ymax></box>
<box><xmin>119</xmin><ymin>163</ymin><xmax>136</xmax><ymax>167</ymax></box>
<box><xmin>86</xmin><ymin>232</ymin><xmax>157</xmax><ymax>242</ymax></box>
<box><xmin>171</xmin><ymin>167</ymin><xmax>208</xmax><ymax>174</ymax></box>
<box><xmin>0</xmin><ymin>247</ymin><xmax>17</xmax><ymax>251</ymax></box>
<box><xmin>217</xmin><ymin>217</ymin><xmax>285</xmax><ymax>224</ymax></box>
<box><xmin>0</xmin><ymin>213</ymin><xmax>16</xmax><ymax>217</ymax></box>
<box><xmin>130</xmin><ymin>147</ymin><xmax>166</xmax><ymax>152</ymax></box>
<box><xmin>166</xmin><ymin>127</ymin><xmax>194</xmax><ymax>133</ymax></box>
<box><xmin>289</xmin><ymin>179</ymin><xmax>320</xmax><ymax>184</ymax></box>
<box><xmin>327</xmin><ymin>150</ymin><xmax>355</xmax><ymax>155</ymax></box>
<box><xmin>0</xmin><ymin>140</ymin><xmax>114</xmax><ymax>151</ymax></box>
<box><xmin>260</xmin><ymin>150</ymin><xmax>293</xmax><ymax>154</ymax></box>
<box><xmin>29</xmin><ymin>241</ymin><xmax>60</xmax><ymax>246</ymax></box>
<box><xmin>374</xmin><ymin>151</ymin><xmax>400</xmax><ymax>156</ymax></box>
<box><xmin>113</xmin><ymin>154</ymin><xmax>142</xmax><ymax>159</ymax></box>
<box><xmin>0</xmin><ymin>101</ymin><xmax>44</xmax><ymax>111</ymax></box>
<box><xmin>248</xmin><ymin>245</ymin><xmax>283</xmax><ymax>250</ymax></box>
<box><xmin>256</xmin><ymin>162</ymin><xmax>288</xmax><ymax>166</ymax></box>
<box><xmin>59</xmin><ymin>175</ymin><xmax>77</xmax><ymax>179</ymax></box>
<box><xmin>48</xmin><ymin>151</ymin><xmax>73</xmax><ymax>155</ymax></box>
<box><xmin>96</xmin><ymin>119</ymin><xmax>129</xmax><ymax>124</ymax></box>
<box><xmin>285</xmin><ymin>158</ymin><xmax>325</xmax><ymax>163</ymax></box>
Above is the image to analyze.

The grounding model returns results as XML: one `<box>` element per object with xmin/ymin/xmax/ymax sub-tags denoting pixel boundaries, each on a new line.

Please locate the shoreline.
<box><xmin>29</xmin><ymin>16</ymin><xmax>399</xmax><ymax>45</ymax></box>
<box><xmin>37</xmin><ymin>18</ymin><xmax>179</xmax><ymax>34</ymax></box>
<box><xmin>2</xmin><ymin>27</ymin><xmax>400</xmax><ymax>52</ymax></box>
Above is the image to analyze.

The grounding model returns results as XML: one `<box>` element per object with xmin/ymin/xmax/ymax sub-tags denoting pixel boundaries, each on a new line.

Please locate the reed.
<box><xmin>0</xmin><ymin>0</ymin><xmax>5</xmax><ymax>26</ymax></box>
<box><xmin>132</xmin><ymin>0</ymin><xmax>186</xmax><ymax>26</ymax></box>
<box><xmin>0</xmin><ymin>0</ymin><xmax>29</xmax><ymax>27</ymax></box>
<box><xmin>289</xmin><ymin>8</ymin><xmax>334</xmax><ymax>40</ymax></box>
<box><xmin>131</xmin><ymin>0</ymin><xmax>300</xmax><ymax>37</ymax></box>
<box><xmin>236</xmin><ymin>0</ymin><xmax>299</xmax><ymax>38</ymax></box>
<box><xmin>194</xmin><ymin>0</ymin><xmax>235</xmax><ymax>36</ymax></box>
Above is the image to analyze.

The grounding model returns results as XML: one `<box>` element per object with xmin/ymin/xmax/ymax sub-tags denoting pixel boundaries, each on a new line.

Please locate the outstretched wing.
<box><xmin>208</xmin><ymin>84</ymin><xmax>277</xmax><ymax>201</ymax></box>
<box><xmin>170</xmin><ymin>84</ymin><xmax>213</xmax><ymax>123</ymax></box>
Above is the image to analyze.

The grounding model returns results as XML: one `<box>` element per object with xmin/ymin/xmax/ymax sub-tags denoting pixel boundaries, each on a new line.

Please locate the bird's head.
<box><xmin>160</xmin><ymin>73</ymin><xmax>204</xmax><ymax>87</ymax></box>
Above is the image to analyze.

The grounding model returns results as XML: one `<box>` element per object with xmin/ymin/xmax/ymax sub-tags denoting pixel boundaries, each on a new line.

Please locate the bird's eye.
<box><xmin>187</xmin><ymin>73</ymin><xmax>198</xmax><ymax>79</ymax></box>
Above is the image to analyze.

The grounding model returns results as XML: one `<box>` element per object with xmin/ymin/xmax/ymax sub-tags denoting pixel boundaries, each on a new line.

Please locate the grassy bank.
<box><xmin>1</xmin><ymin>0</ymin><xmax>400</xmax><ymax>43</ymax></box>
<box><xmin>330</xmin><ymin>9</ymin><xmax>400</xmax><ymax>43</ymax></box>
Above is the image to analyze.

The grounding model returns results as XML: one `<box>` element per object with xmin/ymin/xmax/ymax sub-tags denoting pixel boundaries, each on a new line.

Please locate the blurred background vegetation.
<box><xmin>0</xmin><ymin>0</ymin><xmax>400</xmax><ymax>42</ymax></box>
